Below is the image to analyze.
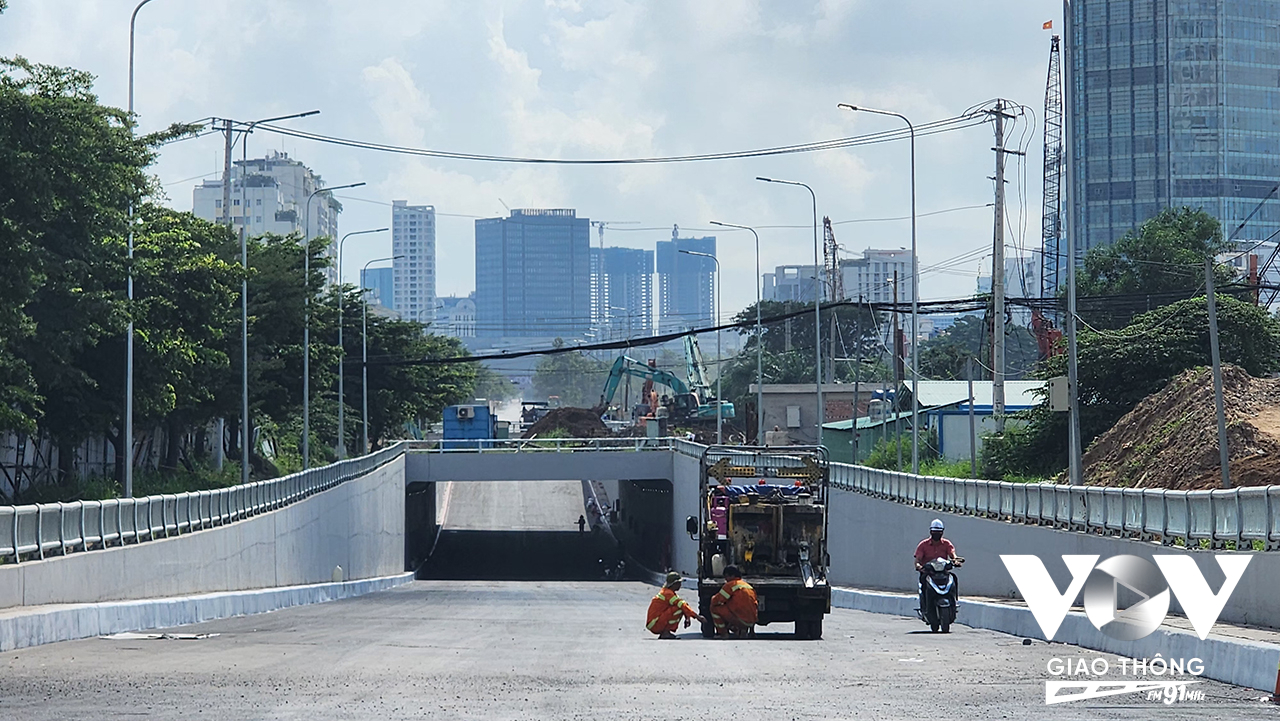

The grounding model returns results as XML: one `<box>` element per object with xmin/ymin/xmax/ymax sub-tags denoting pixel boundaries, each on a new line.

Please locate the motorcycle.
<box><xmin>598</xmin><ymin>558</ymin><xmax>626</xmax><ymax>581</ymax></box>
<box><xmin>916</xmin><ymin>557</ymin><xmax>963</xmax><ymax>633</ymax></box>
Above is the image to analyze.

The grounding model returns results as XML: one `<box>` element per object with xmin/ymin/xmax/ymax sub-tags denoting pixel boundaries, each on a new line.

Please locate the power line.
<box><xmin>250</xmin><ymin>113</ymin><xmax>987</xmax><ymax>166</ymax></box>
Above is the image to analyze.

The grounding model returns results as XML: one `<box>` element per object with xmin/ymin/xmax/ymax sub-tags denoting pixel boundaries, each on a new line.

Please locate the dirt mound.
<box><xmin>521</xmin><ymin>407</ymin><xmax>610</xmax><ymax>439</ymax></box>
<box><xmin>1082</xmin><ymin>365</ymin><xmax>1280</xmax><ymax>489</ymax></box>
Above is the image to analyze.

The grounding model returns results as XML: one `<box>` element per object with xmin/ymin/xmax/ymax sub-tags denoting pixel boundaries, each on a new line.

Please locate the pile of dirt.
<box><xmin>521</xmin><ymin>407</ymin><xmax>610</xmax><ymax>439</ymax></box>
<box><xmin>1082</xmin><ymin>365</ymin><xmax>1280</xmax><ymax>489</ymax></box>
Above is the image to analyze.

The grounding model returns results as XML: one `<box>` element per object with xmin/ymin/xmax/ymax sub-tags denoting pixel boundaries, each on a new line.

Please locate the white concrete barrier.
<box><xmin>831</xmin><ymin>586</ymin><xmax>1280</xmax><ymax>694</ymax></box>
<box><xmin>0</xmin><ymin>572</ymin><xmax>414</xmax><ymax>652</ymax></box>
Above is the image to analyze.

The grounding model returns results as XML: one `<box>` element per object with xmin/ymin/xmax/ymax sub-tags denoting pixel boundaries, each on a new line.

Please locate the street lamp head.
<box><xmin>837</xmin><ymin>103</ymin><xmax>859</xmax><ymax>112</ymax></box>
<box><xmin>755</xmin><ymin>176</ymin><xmax>774</xmax><ymax>183</ymax></box>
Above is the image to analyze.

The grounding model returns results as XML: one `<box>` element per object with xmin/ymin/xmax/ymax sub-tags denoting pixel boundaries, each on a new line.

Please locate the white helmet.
<box><xmin>930</xmin><ymin>519</ymin><xmax>945</xmax><ymax>532</ymax></box>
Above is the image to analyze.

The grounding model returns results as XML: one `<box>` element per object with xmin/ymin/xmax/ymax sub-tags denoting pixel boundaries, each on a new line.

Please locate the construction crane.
<box><xmin>1033</xmin><ymin>34</ymin><xmax>1067</xmax><ymax>361</ymax></box>
<box><xmin>822</xmin><ymin>216</ymin><xmax>844</xmax><ymax>301</ymax></box>
<box><xmin>1040</xmin><ymin>34</ymin><xmax>1064</xmax><ymax>301</ymax></box>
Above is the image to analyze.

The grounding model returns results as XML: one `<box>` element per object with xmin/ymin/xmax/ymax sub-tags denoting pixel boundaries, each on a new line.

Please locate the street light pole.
<box><xmin>302</xmin><ymin>181</ymin><xmax>365</xmax><ymax>468</ymax></box>
<box><xmin>336</xmin><ymin>228</ymin><xmax>388</xmax><ymax>459</ymax></box>
<box><xmin>680</xmin><ymin>250</ymin><xmax>722</xmax><ymax>444</ymax></box>
<box><xmin>838</xmin><ymin>103</ymin><xmax>919</xmax><ymax>473</ymax></box>
<box><xmin>362</xmin><ymin>255</ymin><xmax>403</xmax><ymax>455</ymax></box>
<box><xmin>710</xmin><ymin>220</ymin><xmax>763</xmax><ymax>445</ymax></box>
<box><xmin>757</xmin><ymin>177</ymin><xmax>822</xmax><ymax>447</ymax></box>
<box><xmin>125</xmin><ymin>0</ymin><xmax>157</xmax><ymax>498</ymax></box>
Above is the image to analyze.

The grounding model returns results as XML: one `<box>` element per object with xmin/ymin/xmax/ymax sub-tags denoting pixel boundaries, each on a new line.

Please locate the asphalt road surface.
<box><xmin>438</xmin><ymin>480</ymin><xmax>586</xmax><ymax>531</ymax></box>
<box><xmin>3</xmin><ymin>581</ymin><xmax>1276</xmax><ymax>720</ymax></box>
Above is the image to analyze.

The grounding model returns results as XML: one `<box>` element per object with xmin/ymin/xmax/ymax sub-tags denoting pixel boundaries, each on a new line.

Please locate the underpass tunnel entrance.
<box><xmin>408</xmin><ymin>478</ymin><xmax>677</xmax><ymax>582</ymax></box>
<box><xmin>415</xmin><ymin>480</ymin><xmax>613</xmax><ymax>581</ymax></box>
<box><xmin>599</xmin><ymin>479</ymin><xmax>674</xmax><ymax>576</ymax></box>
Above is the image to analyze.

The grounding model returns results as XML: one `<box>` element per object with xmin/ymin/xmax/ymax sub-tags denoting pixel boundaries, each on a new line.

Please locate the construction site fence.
<box><xmin>832</xmin><ymin>464</ymin><xmax>1280</xmax><ymax>550</ymax></box>
<box><xmin>0</xmin><ymin>442</ymin><xmax>404</xmax><ymax>563</ymax></box>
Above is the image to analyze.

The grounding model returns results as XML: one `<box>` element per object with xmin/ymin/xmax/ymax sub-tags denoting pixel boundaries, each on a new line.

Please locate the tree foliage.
<box><xmin>918</xmin><ymin>315</ymin><xmax>1040</xmax><ymax>381</ymax></box>
<box><xmin>531</xmin><ymin>349</ymin><xmax>611</xmax><ymax>408</ymax></box>
<box><xmin>982</xmin><ymin>294</ymin><xmax>1280</xmax><ymax>478</ymax></box>
<box><xmin>0</xmin><ymin>58</ymin><xmax>476</xmax><ymax>497</ymax></box>
<box><xmin>1077</xmin><ymin>208</ymin><xmax>1234</xmax><ymax>328</ymax></box>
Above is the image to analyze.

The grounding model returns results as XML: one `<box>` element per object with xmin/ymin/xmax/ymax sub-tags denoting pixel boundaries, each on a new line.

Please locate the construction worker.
<box><xmin>646</xmin><ymin>572</ymin><xmax>704</xmax><ymax>639</ymax></box>
<box><xmin>710</xmin><ymin>565</ymin><xmax>757</xmax><ymax>638</ymax></box>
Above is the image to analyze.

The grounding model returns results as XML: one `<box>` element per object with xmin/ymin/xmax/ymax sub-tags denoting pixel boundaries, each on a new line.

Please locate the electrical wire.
<box><xmin>251</xmin><ymin>112</ymin><xmax>988</xmax><ymax>166</ymax></box>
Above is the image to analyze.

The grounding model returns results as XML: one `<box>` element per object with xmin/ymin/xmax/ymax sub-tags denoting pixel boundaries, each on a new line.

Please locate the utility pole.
<box><xmin>1206</xmin><ymin>260</ymin><xmax>1231</xmax><ymax>489</ymax></box>
<box><xmin>967</xmin><ymin>357</ymin><xmax>977</xmax><ymax>478</ymax></box>
<box><xmin>986</xmin><ymin>100</ymin><xmax>1022</xmax><ymax>434</ymax></box>
<box><xmin>828</xmin><ymin>313</ymin><xmax>837</xmax><ymax>384</ymax></box>
<box><xmin>852</xmin><ymin>295</ymin><xmax>862</xmax><ymax>465</ymax></box>
<box><xmin>893</xmin><ymin>271</ymin><xmax>902</xmax><ymax>472</ymax></box>
<box><xmin>222</xmin><ymin>119</ymin><xmax>233</xmax><ymax>226</ymax></box>
<box><xmin>1063</xmin><ymin>6</ymin><xmax>1084</xmax><ymax>486</ymax></box>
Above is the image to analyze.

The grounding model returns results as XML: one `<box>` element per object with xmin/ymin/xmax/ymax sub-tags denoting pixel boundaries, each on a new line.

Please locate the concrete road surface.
<box><xmin>439</xmin><ymin>481</ymin><xmax>585</xmax><ymax>531</ymax></box>
<box><xmin>3</xmin><ymin>581</ymin><xmax>1275</xmax><ymax>720</ymax></box>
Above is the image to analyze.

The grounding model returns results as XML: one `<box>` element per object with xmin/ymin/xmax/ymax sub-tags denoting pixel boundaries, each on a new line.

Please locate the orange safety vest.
<box><xmin>646</xmin><ymin>587</ymin><xmax>697</xmax><ymax>632</ymax></box>
<box><xmin>710</xmin><ymin>578</ymin><xmax>758</xmax><ymax>626</ymax></box>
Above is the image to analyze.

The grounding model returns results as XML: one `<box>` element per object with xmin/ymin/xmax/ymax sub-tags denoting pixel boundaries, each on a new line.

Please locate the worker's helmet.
<box><xmin>664</xmin><ymin>571</ymin><xmax>683</xmax><ymax>588</ymax></box>
<box><xmin>930</xmin><ymin>519</ymin><xmax>945</xmax><ymax>532</ymax></box>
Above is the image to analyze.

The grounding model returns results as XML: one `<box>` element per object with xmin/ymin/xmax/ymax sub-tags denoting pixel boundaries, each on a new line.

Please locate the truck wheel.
<box><xmin>941</xmin><ymin>621</ymin><xmax>951</xmax><ymax>634</ymax></box>
<box><xmin>930</xmin><ymin>622</ymin><xmax>940</xmax><ymax>633</ymax></box>
<box><xmin>794</xmin><ymin>621</ymin><xmax>808</xmax><ymax>639</ymax></box>
<box><xmin>700</xmin><ymin>617</ymin><xmax>715</xmax><ymax>639</ymax></box>
<box><xmin>809</xmin><ymin>619</ymin><xmax>823</xmax><ymax>640</ymax></box>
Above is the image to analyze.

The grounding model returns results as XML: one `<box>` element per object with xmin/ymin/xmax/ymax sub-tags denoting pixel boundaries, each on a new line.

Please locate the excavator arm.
<box><xmin>598</xmin><ymin>356</ymin><xmax>691</xmax><ymax>410</ymax></box>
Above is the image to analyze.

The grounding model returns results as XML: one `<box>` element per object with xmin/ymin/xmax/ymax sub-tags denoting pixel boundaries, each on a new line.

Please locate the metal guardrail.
<box><xmin>405</xmin><ymin>437</ymin><xmax>680</xmax><ymax>453</ymax></box>
<box><xmin>667</xmin><ymin>441</ymin><xmax>1280</xmax><ymax>549</ymax></box>
<box><xmin>827</xmin><ymin>463</ymin><xmax>1280</xmax><ymax>550</ymax></box>
<box><xmin>0</xmin><ymin>442</ymin><xmax>405</xmax><ymax>563</ymax></box>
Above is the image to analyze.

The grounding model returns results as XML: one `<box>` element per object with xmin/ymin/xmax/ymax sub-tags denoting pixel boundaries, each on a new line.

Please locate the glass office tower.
<box><xmin>1069</xmin><ymin>0</ymin><xmax>1280</xmax><ymax>254</ymax></box>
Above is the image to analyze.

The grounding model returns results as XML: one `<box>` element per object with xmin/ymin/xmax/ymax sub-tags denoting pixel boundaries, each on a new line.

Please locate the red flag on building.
<box><xmin>1043</xmin><ymin>20</ymin><xmax>1053</xmax><ymax>29</ymax></box>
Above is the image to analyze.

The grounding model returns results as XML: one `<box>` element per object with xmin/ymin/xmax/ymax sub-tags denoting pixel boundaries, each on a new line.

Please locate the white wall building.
<box><xmin>392</xmin><ymin>201</ymin><xmax>437</xmax><ymax>325</ymax></box>
<box><xmin>436</xmin><ymin>295</ymin><xmax>476</xmax><ymax>338</ymax></box>
<box><xmin>192</xmin><ymin>151</ymin><xmax>340</xmax><ymax>282</ymax></box>
<box><xmin>841</xmin><ymin>248</ymin><xmax>914</xmax><ymax>304</ymax></box>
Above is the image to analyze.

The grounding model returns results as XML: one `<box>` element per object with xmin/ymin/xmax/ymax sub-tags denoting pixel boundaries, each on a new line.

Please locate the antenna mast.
<box><xmin>1041</xmin><ymin>34</ymin><xmax>1064</xmax><ymax>300</ymax></box>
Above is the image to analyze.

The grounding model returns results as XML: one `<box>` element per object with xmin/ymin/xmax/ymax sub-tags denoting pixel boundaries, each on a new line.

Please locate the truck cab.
<box><xmin>690</xmin><ymin>446</ymin><xmax>831</xmax><ymax>639</ymax></box>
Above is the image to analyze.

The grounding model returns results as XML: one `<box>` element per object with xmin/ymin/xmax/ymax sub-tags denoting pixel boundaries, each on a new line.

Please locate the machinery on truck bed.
<box><xmin>688</xmin><ymin>446</ymin><xmax>831</xmax><ymax>639</ymax></box>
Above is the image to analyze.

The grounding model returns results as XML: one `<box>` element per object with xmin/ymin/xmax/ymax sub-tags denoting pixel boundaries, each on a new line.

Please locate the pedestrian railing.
<box><xmin>827</xmin><ymin>463</ymin><xmax>1280</xmax><ymax>550</ymax></box>
<box><xmin>405</xmin><ymin>437</ymin><xmax>680</xmax><ymax>453</ymax></box>
<box><xmin>0</xmin><ymin>442</ymin><xmax>405</xmax><ymax>563</ymax></box>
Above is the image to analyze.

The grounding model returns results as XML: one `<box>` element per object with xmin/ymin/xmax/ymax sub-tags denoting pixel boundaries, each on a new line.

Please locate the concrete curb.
<box><xmin>831</xmin><ymin>587</ymin><xmax>1280</xmax><ymax>694</ymax></box>
<box><xmin>0</xmin><ymin>572</ymin><xmax>415</xmax><ymax>653</ymax></box>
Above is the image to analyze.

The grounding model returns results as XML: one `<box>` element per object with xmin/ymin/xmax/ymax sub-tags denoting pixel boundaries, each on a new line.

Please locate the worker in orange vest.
<box><xmin>646</xmin><ymin>572</ymin><xmax>704</xmax><ymax>639</ymax></box>
<box><xmin>710</xmin><ymin>566</ymin><xmax>757</xmax><ymax>638</ymax></box>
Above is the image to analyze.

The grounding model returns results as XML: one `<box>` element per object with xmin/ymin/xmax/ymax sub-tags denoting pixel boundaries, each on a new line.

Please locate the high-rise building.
<box><xmin>192</xmin><ymin>151</ymin><xmax>340</xmax><ymax>281</ymax></box>
<box><xmin>590</xmin><ymin>246</ymin><xmax>654</xmax><ymax>338</ymax></box>
<box><xmin>1068</xmin><ymin>0</ymin><xmax>1280</xmax><ymax>255</ymax></box>
<box><xmin>360</xmin><ymin>266</ymin><xmax>394</xmax><ymax>309</ymax></box>
<box><xmin>656</xmin><ymin>229</ymin><xmax>715</xmax><ymax>332</ymax></box>
<box><xmin>976</xmin><ymin>254</ymin><xmax>1043</xmax><ymax>298</ymax></box>
<box><xmin>763</xmin><ymin>249</ymin><xmax>915</xmax><ymax>305</ymax></box>
<box><xmin>391</xmin><ymin>201</ymin><xmax>436</xmax><ymax>325</ymax></box>
<box><xmin>475</xmin><ymin>209</ymin><xmax>592</xmax><ymax>337</ymax></box>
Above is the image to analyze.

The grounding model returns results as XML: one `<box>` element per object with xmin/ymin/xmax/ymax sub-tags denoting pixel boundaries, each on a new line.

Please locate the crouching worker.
<box><xmin>646</xmin><ymin>572</ymin><xmax>704</xmax><ymax>639</ymax></box>
<box><xmin>710</xmin><ymin>566</ymin><xmax>757</xmax><ymax>638</ymax></box>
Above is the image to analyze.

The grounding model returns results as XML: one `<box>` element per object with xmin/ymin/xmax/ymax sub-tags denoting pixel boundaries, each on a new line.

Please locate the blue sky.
<box><xmin>2</xmin><ymin>0</ymin><xmax>1064</xmax><ymax>317</ymax></box>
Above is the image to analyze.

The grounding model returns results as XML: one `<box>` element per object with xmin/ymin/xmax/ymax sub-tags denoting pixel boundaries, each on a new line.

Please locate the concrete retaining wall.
<box><xmin>0</xmin><ymin>456</ymin><xmax>406</xmax><ymax>609</ymax></box>
<box><xmin>828</xmin><ymin>486</ymin><xmax>1280</xmax><ymax>629</ymax></box>
<box><xmin>0</xmin><ymin>573</ymin><xmax>414</xmax><ymax>652</ymax></box>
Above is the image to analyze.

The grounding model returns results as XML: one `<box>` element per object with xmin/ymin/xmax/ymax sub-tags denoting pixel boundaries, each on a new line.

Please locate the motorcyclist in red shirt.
<box><xmin>915</xmin><ymin>519</ymin><xmax>962</xmax><ymax>614</ymax></box>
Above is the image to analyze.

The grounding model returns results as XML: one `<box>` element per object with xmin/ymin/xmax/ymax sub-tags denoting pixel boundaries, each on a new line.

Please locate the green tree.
<box><xmin>532</xmin><ymin>349</ymin><xmax>611</xmax><ymax>408</ymax></box>
<box><xmin>918</xmin><ymin>315</ymin><xmax>1040</xmax><ymax>380</ymax></box>
<box><xmin>982</xmin><ymin>294</ymin><xmax>1280</xmax><ymax>478</ymax></box>
<box><xmin>474</xmin><ymin>365</ymin><xmax>519</xmax><ymax>402</ymax></box>
<box><xmin>0</xmin><ymin>58</ymin><xmax>156</xmax><ymax>475</ymax></box>
<box><xmin>1077</xmin><ymin>208</ymin><xmax>1234</xmax><ymax>328</ymax></box>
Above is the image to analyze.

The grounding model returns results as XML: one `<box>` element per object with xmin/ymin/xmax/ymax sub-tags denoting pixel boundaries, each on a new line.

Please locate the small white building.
<box><xmin>907</xmin><ymin>380</ymin><xmax>1047</xmax><ymax>461</ymax></box>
